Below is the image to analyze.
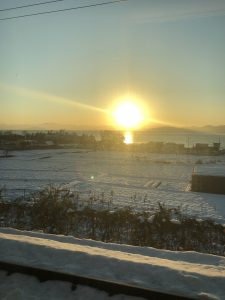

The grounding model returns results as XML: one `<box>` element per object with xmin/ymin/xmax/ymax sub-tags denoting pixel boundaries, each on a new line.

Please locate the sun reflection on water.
<box><xmin>124</xmin><ymin>131</ymin><xmax>133</xmax><ymax>144</ymax></box>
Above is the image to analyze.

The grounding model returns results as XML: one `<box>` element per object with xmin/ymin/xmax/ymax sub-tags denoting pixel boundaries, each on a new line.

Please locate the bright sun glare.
<box><xmin>124</xmin><ymin>131</ymin><xmax>133</xmax><ymax>144</ymax></box>
<box><xmin>113</xmin><ymin>101</ymin><xmax>143</xmax><ymax>129</ymax></box>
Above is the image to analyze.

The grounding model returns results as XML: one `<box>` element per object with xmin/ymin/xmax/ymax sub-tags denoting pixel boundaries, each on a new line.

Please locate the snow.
<box><xmin>170</xmin><ymin>219</ymin><xmax>181</xmax><ymax>225</ymax></box>
<box><xmin>194</xmin><ymin>166</ymin><xmax>225</xmax><ymax>177</ymax></box>
<box><xmin>0</xmin><ymin>271</ymin><xmax>142</xmax><ymax>300</ymax></box>
<box><xmin>0</xmin><ymin>228</ymin><xmax>225</xmax><ymax>300</ymax></box>
<box><xmin>1</xmin><ymin>150</ymin><xmax>225</xmax><ymax>223</ymax></box>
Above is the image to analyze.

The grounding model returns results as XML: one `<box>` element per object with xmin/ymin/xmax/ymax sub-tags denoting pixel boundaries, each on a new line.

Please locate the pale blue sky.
<box><xmin>1</xmin><ymin>0</ymin><xmax>225</xmax><ymax>129</ymax></box>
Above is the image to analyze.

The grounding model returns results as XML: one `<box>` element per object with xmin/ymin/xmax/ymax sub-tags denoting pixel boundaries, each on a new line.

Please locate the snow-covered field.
<box><xmin>0</xmin><ymin>149</ymin><xmax>225</xmax><ymax>223</ymax></box>
<box><xmin>0</xmin><ymin>228</ymin><xmax>225</xmax><ymax>300</ymax></box>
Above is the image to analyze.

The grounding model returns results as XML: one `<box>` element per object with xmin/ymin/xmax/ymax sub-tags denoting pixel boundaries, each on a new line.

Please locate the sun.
<box><xmin>113</xmin><ymin>101</ymin><xmax>144</xmax><ymax>129</ymax></box>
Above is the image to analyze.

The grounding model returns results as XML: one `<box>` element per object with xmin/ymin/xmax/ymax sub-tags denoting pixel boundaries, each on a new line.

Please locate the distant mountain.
<box><xmin>143</xmin><ymin>126</ymin><xmax>199</xmax><ymax>135</ymax></box>
<box><xmin>0</xmin><ymin>123</ymin><xmax>113</xmax><ymax>131</ymax></box>
<box><xmin>190</xmin><ymin>125</ymin><xmax>225</xmax><ymax>134</ymax></box>
<box><xmin>1</xmin><ymin>123</ymin><xmax>225</xmax><ymax>134</ymax></box>
<box><xmin>143</xmin><ymin>125</ymin><xmax>225</xmax><ymax>135</ymax></box>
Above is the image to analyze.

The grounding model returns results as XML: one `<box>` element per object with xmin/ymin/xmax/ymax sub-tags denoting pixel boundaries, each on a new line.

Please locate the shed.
<box><xmin>192</xmin><ymin>166</ymin><xmax>225</xmax><ymax>195</ymax></box>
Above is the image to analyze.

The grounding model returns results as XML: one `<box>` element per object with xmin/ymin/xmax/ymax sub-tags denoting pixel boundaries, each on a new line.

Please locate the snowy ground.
<box><xmin>0</xmin><ymin>149</ymin><xmax>225</xmax><ymax>223</ymax></box>
<box><xmin>0</xmin><ymin>228</ymin><xmax>225</xmax><ymax>300</ymax></box>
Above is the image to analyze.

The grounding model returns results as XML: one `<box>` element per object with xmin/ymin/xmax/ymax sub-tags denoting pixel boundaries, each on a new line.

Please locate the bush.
<box><xmin>0</xmin><ymin>188</ymin><xmax>224</xmax><ymax>256</ymax></box>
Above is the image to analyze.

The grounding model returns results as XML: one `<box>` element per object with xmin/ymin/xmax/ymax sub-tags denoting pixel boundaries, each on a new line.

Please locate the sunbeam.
<box><xmin>0</xmin><ymin>83</ymin><xmax>108</xmax><ymax>114</ymax></box>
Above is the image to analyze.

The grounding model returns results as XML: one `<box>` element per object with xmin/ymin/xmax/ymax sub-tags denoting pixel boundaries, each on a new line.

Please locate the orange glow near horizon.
<box><xmin>1</xmin><ymin>84</ymin><xmax>185</xmax><ymax>130</ymax></box>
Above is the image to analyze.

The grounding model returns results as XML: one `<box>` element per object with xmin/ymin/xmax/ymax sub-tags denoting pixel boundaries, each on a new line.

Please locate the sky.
<box><xmin>0</xmin><ymin>0</ymin><xmax>225</xmax><ymax>130</ymax></box>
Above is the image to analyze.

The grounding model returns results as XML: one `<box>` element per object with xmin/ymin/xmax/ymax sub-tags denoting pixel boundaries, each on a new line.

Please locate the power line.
<box><xmin>0</xmin><ymin>0</ymin><xmax>70</xmax><ymax>12</ymax></box>
<box><xmin>0</xmin><ymin>0</ymin><xmax>128</xmax><ymax>21</ymax></box>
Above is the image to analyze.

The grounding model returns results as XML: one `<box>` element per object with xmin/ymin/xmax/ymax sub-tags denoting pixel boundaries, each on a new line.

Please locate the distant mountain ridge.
<box><xmin>1</xmin><ymin>123</ymin><xmax>225</xmax><ymax>134</ymax></box>
<box><xmin>144</xmin><ymin>125</ymin><xmax>225</xmax><ymax>135</ymax></box>
<box><xmin>189</xmin><ymin>125</ymin><xmax>225</xmax><ymax>134</ymax></box>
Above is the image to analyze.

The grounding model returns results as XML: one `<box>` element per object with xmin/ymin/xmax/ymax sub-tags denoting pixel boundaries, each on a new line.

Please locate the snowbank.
<box><xmin>0</xmin><ymin>228</ymin><xmax>225</xmax><ymax>300</ymax></box>
<box><xmin>194</xmin><ymin>166</ymin><xmax>225</xmax><ymax>177</ymax></box>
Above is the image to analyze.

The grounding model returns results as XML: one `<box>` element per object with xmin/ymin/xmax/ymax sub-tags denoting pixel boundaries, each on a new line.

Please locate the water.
<box><xmin>5</xmin><ymin>129</ymin><xmax>225</xmax><ymax>149</ymax></box>
<box><xmin>132</xmin><ymin>132</ymin><xmax>225</xmax><ymax>148</ymax></box>
<box><xmin>82</xmin><ymin>130</ymin><xmax>225</xmax><ymax>149</ymax></box>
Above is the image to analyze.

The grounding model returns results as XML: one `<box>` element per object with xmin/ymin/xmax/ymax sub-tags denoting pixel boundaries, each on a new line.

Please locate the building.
<box><xmin>192</xmin><ymin>166</ymin><xmax>225</xmax><ymax>195</ymax></box>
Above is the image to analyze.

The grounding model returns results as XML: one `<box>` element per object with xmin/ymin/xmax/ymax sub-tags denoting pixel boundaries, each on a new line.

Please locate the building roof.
<box><xmin>193</xmin><ymin>166</ymin><xmax>225</xmax><ymax>177</ymax></box>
